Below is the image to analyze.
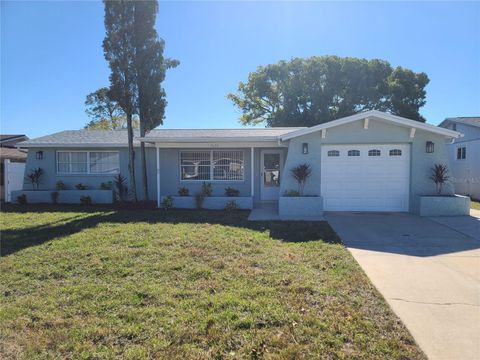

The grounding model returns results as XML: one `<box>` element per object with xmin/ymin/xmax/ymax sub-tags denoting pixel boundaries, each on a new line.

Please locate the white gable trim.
<box><xmin>280</xmin><ymin>110</ymin><xmax>461</xmax><ymax>141</ymax></box>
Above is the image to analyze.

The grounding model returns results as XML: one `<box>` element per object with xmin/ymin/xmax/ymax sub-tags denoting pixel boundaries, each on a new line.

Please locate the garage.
<box><xmin>321</xmin><ymin>144</ymin><xmax>410</xmax><ymax>211</ymax></box>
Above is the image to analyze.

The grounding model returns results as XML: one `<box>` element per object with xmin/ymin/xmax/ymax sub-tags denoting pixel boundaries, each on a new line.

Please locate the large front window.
<box><xmin>180</xmin><ymin>150</ymin><xmax>244</xmax><ymax>181</ymax></box>
<box><xmin>57</xmin><ymin>151</ymin><xmax>119</xmax><ymax>174</ymax></box>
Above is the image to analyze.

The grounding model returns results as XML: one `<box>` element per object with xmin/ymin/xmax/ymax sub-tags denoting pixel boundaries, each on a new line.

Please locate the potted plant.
<box><xmin>429</xmin><ymin>164</ymin><xmax>449</xmax><ymax>195</ymax></box>
<box><xmin>290</xmin><ymin>163</ymin><xmax>312</xmax><ymax>196</ymax></box>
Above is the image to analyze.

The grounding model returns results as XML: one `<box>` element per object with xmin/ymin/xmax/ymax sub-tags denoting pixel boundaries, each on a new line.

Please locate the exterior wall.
<box><xmin>280</xmin><ymin>118</ymin><xmax>454</xmax><ymax>213</ymax></box>
<box><xmin>416</xmin><ymin>195</ymin><xmax>470</xmax><ymax>216</ymax></box>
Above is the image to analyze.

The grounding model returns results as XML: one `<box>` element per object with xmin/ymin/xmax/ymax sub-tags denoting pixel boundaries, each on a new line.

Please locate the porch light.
<box><xmin>302</xmin><ymin>143</ymin><xmax>309</xmax><ymax>154</ymax></box>
<box><xmin>36</xmin><ymin>151</ymin><xmax>43</xmax><ymax>160</ymax></box>
<box><xmin>426</xmin><ymin>141</ymin><xmax>434</xmax><ymax>153</ymax></box>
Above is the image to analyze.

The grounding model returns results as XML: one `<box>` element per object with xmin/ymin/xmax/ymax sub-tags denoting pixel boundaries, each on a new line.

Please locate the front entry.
<box><xmin>260</xmin><ymin>150</ymin><xmax>283</xmax><ymax>200</ymax></box>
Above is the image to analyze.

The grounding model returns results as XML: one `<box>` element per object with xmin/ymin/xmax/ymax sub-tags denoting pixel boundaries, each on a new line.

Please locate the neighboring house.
<box><xmin>439</xmin><ymin>117</ymin><xmax>480</xmax><ymax>200</ymax></box>
<box><xmin>15</xmin><ymin>110</ymin><xmax>463</xmax><ymax>216</ymax></box>
<box><xmin>1</xmin><ymin>134</ymin><xmax>28</xmax><ymax>201</ymax></box>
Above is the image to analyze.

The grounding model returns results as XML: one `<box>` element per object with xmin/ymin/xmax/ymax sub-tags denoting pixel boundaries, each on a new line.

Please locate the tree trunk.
<box><xmin>139</xmin><ymin>119</ymin><xmax>149</xmax><ymax>201</ymax></box>
<box><xmin>126</xmin><ymin>111</ymin><xmax>137</xmax><ymax>202</ymax></box>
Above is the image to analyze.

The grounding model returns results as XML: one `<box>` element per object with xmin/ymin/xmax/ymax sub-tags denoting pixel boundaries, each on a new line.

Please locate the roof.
<box><xmin>0</xmin><ymin>134</ymin><xmax>26</xmax><ymax>142</ymax></box>
<box><xmin>280</xmin><ymin>110</ymin><xmax>461</xmax><ymax>141</ymax></box>
<box><xmin>17</xmin><ymin>130</ymin><xmax>143</xmax><ymax>148</ymax></box>
<box><xmin>0</xmin><ymin>147</ymin><xmax>27</xmax><ymax>160</ymax></box>
<box><xmin>439</xmin><ymin>117</ymin><xmax>480</xmax><ymax>129</ymax></box>
<box><xmin>140</xmin><ymin>128</ymin><xmax>304</xmax><ymax>143</ymax></box>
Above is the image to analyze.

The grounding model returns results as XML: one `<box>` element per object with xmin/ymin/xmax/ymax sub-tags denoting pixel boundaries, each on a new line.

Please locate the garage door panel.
<box><xmin>321</xmin><ymin>144</ymin><xmax>410</xmax><ymax>212</ymax></box>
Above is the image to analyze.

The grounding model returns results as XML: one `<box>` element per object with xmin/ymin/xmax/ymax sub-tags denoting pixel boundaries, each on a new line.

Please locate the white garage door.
<box><xmin>321</xmin><ymin>144</ymin><xmax>410</xmax><ymax>211</ymax></box>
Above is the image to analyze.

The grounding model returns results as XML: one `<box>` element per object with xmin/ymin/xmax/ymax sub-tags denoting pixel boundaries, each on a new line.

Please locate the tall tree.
<box><xmin>228</xmin><ymin>56</ymin><xmax>429</xmax><ymax>127</ymax></box>
<box><xmin>133</xmin><ymin>0</ymin><xmax>178</xmax><ymax>200</ymax></box>
<box><xmin>103</xmin><ymin>0</ymin><xmax>138</xmax><ymax>201</ymax></box>
<box><xmin>84</xmin><ymin>87</ymin><xmax>139</xmax><ymax>130</ymax></box>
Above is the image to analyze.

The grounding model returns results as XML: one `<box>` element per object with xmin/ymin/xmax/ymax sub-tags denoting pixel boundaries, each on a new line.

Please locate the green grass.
<box><xmin>471</xmin><ymin>200</ymin><xmax>480</xmax><ymax>210</ymax></box>
<box><xmin>0</xmin><ymin>205</ymin><xmax>425</xmax><ymax>359</ymax></box>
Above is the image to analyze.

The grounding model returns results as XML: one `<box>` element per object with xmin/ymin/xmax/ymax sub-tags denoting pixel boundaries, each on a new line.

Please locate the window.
<box><xmin>389</xmin><ymin>149</ymin><xmax>402</xmax><ymax>156</ymax></box>
<box><xmin>456</xmin><ymin>147</ymin><xmax>466</xmax><ymax>160</ymax></box>
<box><xmin>327</xmin><ymin>150</ymin><xmax>340</xmax><ymax>157</ymax></box>
<box><xmin>57</xmin><ymin>151</ymin><xmax>119</xmax><ymax>174</ymax></box>
<box><xmin>348</xmin><ymin>150</ymin><xmax>360</xmax><ymax>157</ymax></box>
<box><xmin>180</xmin><ymin>150</ymin><xmax>244</xmax><ymax>181</ymax></box>
<box><xmin>368</xmin><ymin>149</ymin><xmax>381</xmax><ymax>156</ymax></box>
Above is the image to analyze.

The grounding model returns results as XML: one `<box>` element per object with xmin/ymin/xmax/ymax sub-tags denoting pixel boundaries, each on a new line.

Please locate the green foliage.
<box><xmin>55</xmin><ymin>180</ymin><xmax>66</xmax><ymax>190</ymax></box>
<box><xmin>80</xmin><ymin>196</ymin><xmax>92</xmax><ymax>205</ymax></box>
<box><xmin>25</xmin><ymin>167</ymin><xmax>44</xmax><ymax>190</ymax></box>
<box><xmin>290</xmin><ymin>163</ymin><xmax>312</xmax><ymax>196</ymax></box>
<box><xmin>201</xmin><ymin>182</ymin><xmax>213</xmax><ymax>196</ymax></box>
<box><xmin>429</xmin><ymin>164</ymin><xmax>450</xmax><ymax>195</ymax></box>
<box><xmin>161</xmin><ymin>195</ymin><xmax>173</xmax><ymax>210</ymax></box>
<box><xmin>16</xmin><ymin>194</ymin><xmax>27</xmax><ymax>204</ymax></box>
<box><xmin>283</xmin><ymin>190</ymin><xmax>301</xmax><ymax>197</ymax></box>
<box><xmin>75</xmin><ymin>183</ymin><xmax>89</xmax><ymax>190</ymax></box>
<box><xmin>228</xmin><ymin>56</ymin><xmax>429</xmax><ymax>127</ymax></box>
<box><xmin>224</xmin><ymin>187</ymin><xmax>240</xmax><ymax>197</ymax></box>
<box><xmin>178</xmin><ymin>187</ymin><xmax>189</xmax><ymax>196</ymax></box>
<box><xmin>114</xmin><ymin>174</ymin><xmax>128</xmax><ymax>201</ymax></box>
<box><xmin>100</xmin><ymin>181</ymin><xmax>113</xmax><ymax>190</ymax></box>
<box><xmin>225</xmin><ymin>200</ymin><xmax>238</xmax><ymax>211</ymax></box>
<box><xmin>51</xmin><ymin>191</ymin><xmax>59</xmax><ymax>204</ymax></box>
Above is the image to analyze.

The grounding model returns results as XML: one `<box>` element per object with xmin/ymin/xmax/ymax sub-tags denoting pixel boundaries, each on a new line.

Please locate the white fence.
<box><xmin>4</xmin><ymin>159</ymin><xmax>25</xmax><ymax>202</ymax></box>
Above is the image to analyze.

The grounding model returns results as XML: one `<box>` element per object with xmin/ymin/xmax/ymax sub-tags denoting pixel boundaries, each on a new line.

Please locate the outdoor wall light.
<box><xmin>426</xmin><ymin>141</ymin><xmax>434</xmax><ymax>153</ymax></box>
<box><xmin>36</xmin><ymin>151</ymin><xmax>43</xmax><ymax>160</ymax></box>
<box><xmin>302</xmin><ymin>143</ymin><xmax>309</xmax><ymax>154</ymax></box>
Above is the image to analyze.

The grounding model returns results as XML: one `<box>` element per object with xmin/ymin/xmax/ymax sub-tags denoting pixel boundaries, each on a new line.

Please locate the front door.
<box><xmin>260</xmin><ymin>150</ymin><xmax>283</xmax><ymax>200</ymax></box>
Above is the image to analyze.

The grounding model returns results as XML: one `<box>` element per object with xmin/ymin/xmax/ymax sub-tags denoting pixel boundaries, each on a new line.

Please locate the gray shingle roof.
<box><xmin>443</xmin><ymin>117</ymin><xmax>480</xmax><ymax>128</ymax></box>
<box><xmin>143</xmin><ymin>128</ymin><xmax>304</xmax><ymax>141</ymax></box>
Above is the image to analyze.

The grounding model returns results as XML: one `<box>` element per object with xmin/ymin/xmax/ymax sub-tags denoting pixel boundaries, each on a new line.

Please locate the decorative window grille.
<box><xmin>327</xmin><ymin>150</ymin><xmax>340</xmax><ymax>157</ymax></box>
<box><xmin>368</xmin><ymin>149</ymin><xmax>381</xmax><ymax>156</ymax></box>
<box><xmin>180</xmin><ymin>150</ymin><xmax>244</xmax><ymax>181</ymax></box>
<box><xmin>57</xmin><ymin>151</ymin><xmax>119</xmax><ymax>174</ymax></box>
<box><xmin>347</xmin><ymin>150</ymin><xmax>360</xmax><ymax>157</ymax></box>
<box><xmin>389</xmin><ymin>149</ymin><xmax>402</xmax><ymax>156</ymax></box>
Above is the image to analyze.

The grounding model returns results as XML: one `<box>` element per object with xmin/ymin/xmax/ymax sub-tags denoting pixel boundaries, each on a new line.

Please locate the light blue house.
<box><xmin>14</xmin><ymin>110</ymin><xmax>469</xmax><ymax>218</ymax></box>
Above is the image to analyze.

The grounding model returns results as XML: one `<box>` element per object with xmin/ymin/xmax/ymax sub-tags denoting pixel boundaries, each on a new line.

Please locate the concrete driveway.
<box><xmin>325</xmin><ymin>212</ymin><xmax>480</xmax><ymax>360</ymax></box>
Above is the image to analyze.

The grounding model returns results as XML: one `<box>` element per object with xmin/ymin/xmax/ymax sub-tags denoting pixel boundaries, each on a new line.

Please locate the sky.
<box><xmin>1</xmin><ymin>1</ymin><xmax>479</xmax><ymax>138</ymax></box>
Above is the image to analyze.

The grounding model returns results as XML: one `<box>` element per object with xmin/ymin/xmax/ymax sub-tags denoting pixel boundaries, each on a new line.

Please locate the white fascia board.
<box><xmin>280</xmin><ymin>110</ymin><xmax>462</xmax><ymax>140</ymax></box>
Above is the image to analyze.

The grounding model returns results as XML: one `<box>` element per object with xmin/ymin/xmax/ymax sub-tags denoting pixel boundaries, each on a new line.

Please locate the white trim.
<box><xmin>321</xmin><ymin>129</ymin><xmax>326</xmax><ymax>139</ymax></box>
<box><xmin>250</xmin><ymin>147</ymin><xmax>254</xmax><ymax>197</ymax></box>
<box><xmin>280</xmin><ymin>110</ymin><xmax>462</xmax><ymax>141</ymax></box>
<box><xmin>56</xmin><ymin>150</ymin><xmax>120</xmax><ymax>175</ymax></box>
<box><xmin>364</xmin><ymin>118</ymin><xmax>369</xmax><ymax>129</ymax></box>
<box><xmin>409</xmin><ymin>128</ymin><xmax>416</xmax><ymax>138</ymax></box>
<box><xmin>156</xmin><ymin>146</ymin><xmax>161</xmax><ymax>207</ymax></box>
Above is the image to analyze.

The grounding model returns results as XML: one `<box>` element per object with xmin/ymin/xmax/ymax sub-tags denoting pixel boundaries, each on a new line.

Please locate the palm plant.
<box><xmin>290</xmin><ymin>163</ymin><xmax>312</xmax><ymax>196</ymax></box>
<box><xmin>430</xmin><ymin>164</ymin><xmax>449</xmax><ymax>195</ymax></box>
<box><xmin>25</xmin><ymin>167</ymin><xmax>44</xmax><ymax>190</ymax></box>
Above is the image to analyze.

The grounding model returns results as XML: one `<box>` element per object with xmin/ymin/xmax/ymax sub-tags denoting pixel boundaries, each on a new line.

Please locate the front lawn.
<box><xmin>471</xmin><ymin>200</ymin><xmax>480</xmax><ymax>210</ymax></box>
<box><xmin>0</xmin><ymin>206</ymin><xmax>425</xmax><ymax>359</ymax></box>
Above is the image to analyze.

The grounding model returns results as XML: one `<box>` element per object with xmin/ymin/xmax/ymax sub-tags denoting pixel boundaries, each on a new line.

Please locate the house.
<box><xmin>1</xmin><ymin>134</ymin><xmax>28</xmax><ymax>201</ymax></box>
<box><xmin>14</xmin><ymin>110</ymin><xmax>469</xmax><ymax>217</ymax></box>
<box><xmin>438</xmin><ymin>117</ymin><xmax>480</xmax><ymax>200</ymax></box>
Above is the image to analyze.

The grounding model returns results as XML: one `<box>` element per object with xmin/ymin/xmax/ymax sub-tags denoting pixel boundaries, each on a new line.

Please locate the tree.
<box><xmin>132</xmin><ymin>0</ymin><xmax>179</xmax><ymax>200</ymax></box>
<box><xmin>228</xmin><ymin>56</ymin><xmax>429</xmax><ymax>127</ymax></box>
<box><xmin>103</xmin><ymin>0</ymin><xmax>138</xmax><ymax>201</ymax></box>
<box><xmin>84</xmin><ymin>87</ymin><xmax>139</xmax><ymax>130</ymax></box>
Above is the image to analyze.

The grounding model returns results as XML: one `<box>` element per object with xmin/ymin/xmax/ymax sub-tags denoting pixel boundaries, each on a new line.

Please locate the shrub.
<box><xmin>161</xmin><ymin>196</ymin><xmax>173</xmax><ymax>210</ymax></box>
<box><xmin>430</xmin><ymin>164</ymin><xmax>450</xmax><ymax>195</ymax></box>
<box><xmin>80</xmin><ymin>195</ymin><xmax>92</xmax><ymax>205</ymax></box>
<box><xmin>25</xmin><ymin>167</ymin><xmax>44</xmax><ymax>190</ymax></box>
<box><xmin>16</xmin><ymin>194</ymin><xmax>27</xmax><ymax>204</ymax></box>
<box><xmin>225</xmin><ymin>187</ymin><xmax>240</xmax><ymax>197</ymax></box>
<box><xmin>283</xmin><ymin>189</ymin><xmax>300</xmax><ymax>197</ymax></box>
<box><xmin>114</xmin><ymin>174</ymin><xmax>128</xmax><ymax>201</ymax></box>
<box><xmin>178</xmin><ymin>187</ymin><xmax>189</xmax><ymax>196</ymax></box>
<box><xmin>56</xmin><ymin>180</ymin><xmax>66</xmax><ymax>190</ymax></box>
<box><xmin>51</xmin><ymin>191</ymin><xmax>59</xmax><ymax>204</ymax></box>
<box><xmin>201</xmin><ymin>182</ymin><xmax>212</xmax><ymax>196</ymax></box>
<box><xmin>75</xmin><ymin>183</ymin><xmax>88</xmax><ymax>190</ymax></box>
<box><xmin>100</xmin><ymin>181</ymin><xmax>113</xmax><ymax>190</ymax></box>
<box><xmin>225</xmin><ymin>200</ymin><xmax>238</xmax><ymax>211</ymax></box>
<box><xmin>195</xmin><ymin>192</ymin><xmax>205</xmax><ymax>209</ymax></box>
<box><xmin>290</xmin><ymin>163</ymin><xmax>312</xmax><ymax>196</ymax></box>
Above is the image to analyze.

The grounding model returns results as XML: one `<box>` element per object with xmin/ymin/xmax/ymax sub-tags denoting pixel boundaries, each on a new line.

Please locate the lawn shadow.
<box><xmin>1</xmin><ymin>204</ymin><xmax>341</xmax><ymax>256</ymax></box>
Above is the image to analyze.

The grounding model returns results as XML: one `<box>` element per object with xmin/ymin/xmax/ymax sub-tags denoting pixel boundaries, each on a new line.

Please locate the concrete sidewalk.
<box><xmin>326</xmin><ymin>212</ymin><xmax>480</xmax><ymax>360</ymax></box>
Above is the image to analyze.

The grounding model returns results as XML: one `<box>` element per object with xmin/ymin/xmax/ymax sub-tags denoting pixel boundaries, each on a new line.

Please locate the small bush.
<box><xmin>114</xmin><ymin>174</ymin><xmax>128</xmax><ymax>201</ymax></box>
<box><xmin>201</xmin><ymin>182</ymin><xmax>212</xmax><ymax>196</ymax></box>
<box><xmin>161</xmin><ymin>196</ymin><xmax>174</xmax><ymax>210</ymax></box>
<box><xmin>25</xmin><ymin>167</ymin><xmax>44</xmax><ymax>190</ymax></box>
<box><xmin>100</xmin><ymin>181</ymin><xmax>113</xmax><ymax>190</ymax></box>
<box><xmin>225</xmin><ymin>187</ymin><xmax>240</xmax><ymax>197</ymax></box>
<box><xmin>56</xmin><ymin>180</ymin><xmax>66</xmax><ymax>190</ymax></box>
<box><xmin>51</xmin><ymin>191</ymin><xmax>59</xmax><ymax>204</ymax></box>
<box><xmin>225</xmin><ymin>200</ymin><xmax>238</xmax><ymax>211</ymax></box>
<box><xmin>80</xmin><ymin>195</ymin><xmax>92</xmax><ymax>205</ymax></box>
<box><xmin>75</xmin><ymin>183</ymin><xmax>89</xmax><ymax>190</ymax></box>
<box><xmin>16</xmin><ymin>194</ymin><xmax>27</xmax><ymax>204</ymax></box>
<box><xmin>178</xmin><ymin>187</ymin><xmax>189</xmax><ymax>196</ymax></box>
<box><xmin>195</xmin><ymin>192</ymin><xmax>205</xmax><ymax>209</ymax></box>
<box><xmin>283</xmin><ymin>190</ymin><xmax>300</xmax><ymax>197</ymax></box>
